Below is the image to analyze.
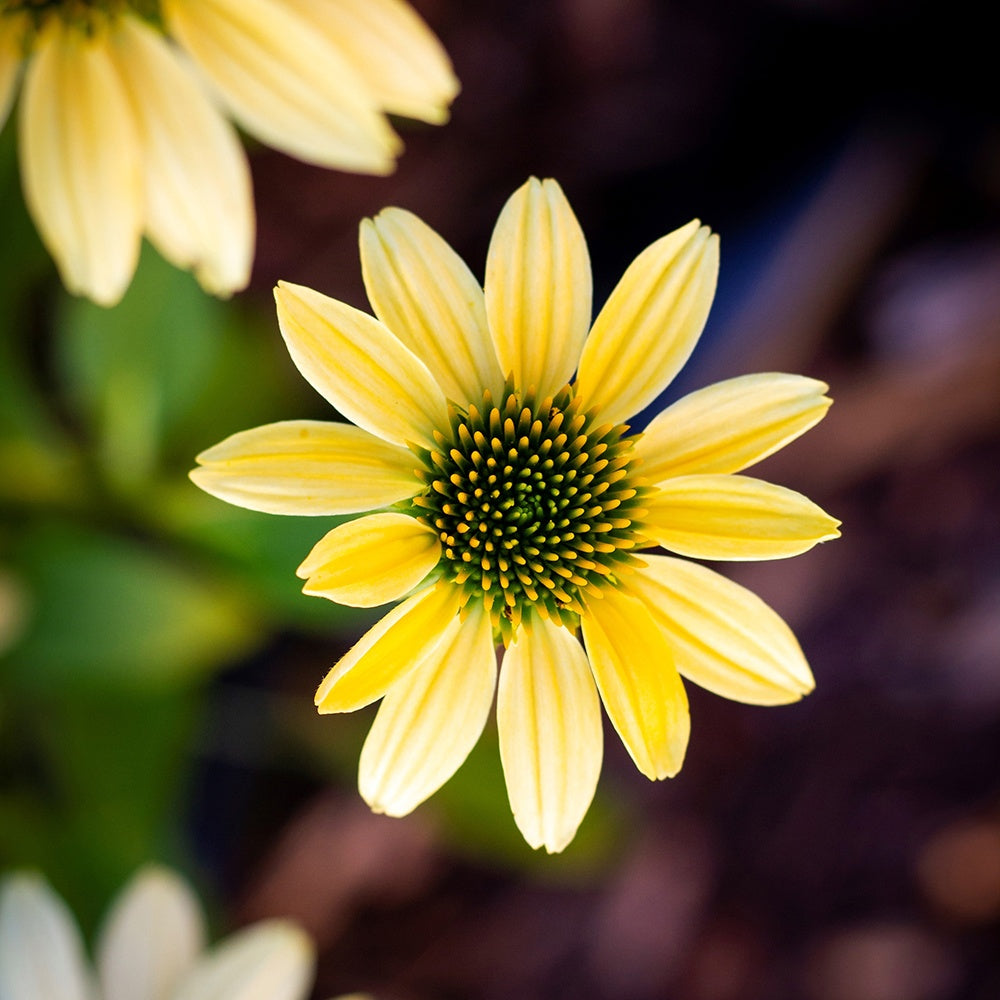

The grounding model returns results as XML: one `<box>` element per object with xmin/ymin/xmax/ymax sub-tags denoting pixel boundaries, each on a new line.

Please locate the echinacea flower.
<box><xmin>0</xmin><ymin>865</ymin><xmax>359</xmax><ymax>1000</ymax></box>
<box><xmin>191</xmin><ymin>178</ymin><xmax>841</xmax><ymax>853</ymax></box>
<box><xmin>0</xmin><ymin>0</ymin><xmax>458</xmax><ymax>306</ymax></box>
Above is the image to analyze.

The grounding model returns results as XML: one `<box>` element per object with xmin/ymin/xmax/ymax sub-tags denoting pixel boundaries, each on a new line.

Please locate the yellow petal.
<box><xmin>279</xmin><ymin>0</ymin><xmax>458</xmax><ymax>124</ymax></box>
<box><xmin>0</xmin><ymin>13</ymin><xmax>27</xmax><ymax>132</ymax></box>
<box><xmin>575</xmin><ymin>221</ymin><xmax>718</xmax><ymax>426</ymax></box>
<box><xmin>360</xmin><ymin>207</ymin><xmax>504</xmax><ymax>405</ymax></box>
<box><xmin>643</xmin><ymin>474</ymin><xmax>841</xmax><ymax>560</ymax></box>
<box><xmin>190</xmin><ymin>420</ymin><xmax>420</xmax><ymax>515</ymax></box>
<box><xmin>108</xmin><ymin>15</ymin><xmax>253</xmax><ymax>297</ymax></box>
<box><xmin>581</xmin><ymin>587</ymin><xmax>689</xmax><ymax>780</ymax></box>
<box><xmin>19</xmin><ymin>18</ymin><xmax>142</xmax><ymax>306</ymax></box>
<box><xmin>497</xmin><ymin>618</ymin><xmax>603</xmax><ymax>853</ymax></box>
<box><xmin>636</xmin><ymin>373</ymin><xmax>832</xmax><ymax>481</ymax></box>
<box><xmin>628</xmin><ymin>555</ymin><xmax>814</xmax><ymax>705</ymax></box>
<box><xmin>359</xmin><ymin>602</ymin><xmax>495</xmax><ymax>815</ymax></box>
<box><xmin>485</xmin><ymin>177</ymin><xmax>592</xmax><ymax>398</ymax></box>
<box><xmin>163</xmin><ymin>0</ymin><xmax>399</xmax><ymax>173</ymax></box>
<box><xmin>297</xmin><ymin>512</ymin><xmax>440</xmax><ymax>607</ymax></box>
<box><xmin>275</xmin><ymin>281</ymin><xmax>449</xmax><ymax>450</ymax></box>
<box><xmin>315</xmin><ymin>582</ymin><xmax>462</xmax><ymax>713</ymax></box>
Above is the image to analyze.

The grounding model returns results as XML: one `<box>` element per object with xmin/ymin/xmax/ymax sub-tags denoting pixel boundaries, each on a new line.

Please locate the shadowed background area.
<box><xmin>1</xmin><ymin>1</ymin><xmax>999</xmax><ymax>998</ymax></box>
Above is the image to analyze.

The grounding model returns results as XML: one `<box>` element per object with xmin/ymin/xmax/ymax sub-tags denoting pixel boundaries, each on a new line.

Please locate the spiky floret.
<box><xmin>1</xmin><ymin>0</ymin><xmax>161</xmax><ymax>33</ymax></box>
<box><xmin>412</xmin><ymin>382</ymin><xmax>650</xmax><ymax>643</ymax></box>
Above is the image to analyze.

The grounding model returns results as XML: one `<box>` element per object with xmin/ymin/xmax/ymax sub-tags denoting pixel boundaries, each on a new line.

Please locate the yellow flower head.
<box><xmin>191</xmin><ymin>178</ymin><xmax>841</xmax><ymax>853</ymax></box>
<box><xmin>0</xmin><ymin>0</ymin><xmax>459</xmax><ymax>305</ymax></box>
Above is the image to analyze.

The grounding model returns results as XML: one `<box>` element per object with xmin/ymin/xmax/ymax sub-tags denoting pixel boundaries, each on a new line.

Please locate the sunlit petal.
<box><xmin>575</xmin><ymin>220</ymin><xmax>718</xmax><ymax>426</ymax></box>
<box><xmin>643</xmin><ymin>474</ymin><xmax>841</xmax><ymax>560</ymax></box>
<box><xmin>0</xmin><ymin>13</ymin><xmax>27</xmax><ymax>132</ymax></box>
<box><xmin>485</xmin><ymin>177</ymin><xmax>592</xmax><ymax>398</ymax></box>
<box><xmin>581</xmin><ymin>587</ymin><xmax>689</xmax><ymax>780</ymax></box>
<box><xmin>275</xmin><ymin>281</ymin><xmax>449</xmax><ymax>449</ymax></box>
<box><xmin>297</xmin><ymin>512</ymin><xmax>440</xmax><ymax>607</ymax></box>
<box><xmin>497</xmin><ymin>618</ymin><xmax>602</xmax><ymax>853</ymax></box>
<box><xmin>629</xmin><ymin>555</ymin><xmax>814</xmax><ymax>705</ymax></box>
<box><xmin>191</xmin><ymin>420</ymin><xmax>420</xmax><ymax>515</ymax></box>
<box><xmin>361</xmin><ymin>207</ymin><xmax>504</xmax><ymax>405</ymax></box>
<box><xmin>19</xmin><ymin>18</ymin><xmax>142</xmax><ymax>306</ymax></box>
<box><xmin>359</xmin><ymin>602</ymin><xmax>495</xmax><ymax>815</ymax></box>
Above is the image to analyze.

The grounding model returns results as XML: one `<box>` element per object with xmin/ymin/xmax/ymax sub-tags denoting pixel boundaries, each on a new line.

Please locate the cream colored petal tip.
<box><xmin>643</xmin><ymin>474</ymin><xmax>841</xmax><ymax>561</ymax></box>
<box><xmin>190</xmin><ymin>420</ymin><xmax>419</xmax><ymax>515</ymax></box>
<box><xmin>297</xmin><ymin>512</ymin><xmax>440</xmax><ymax>607</ymax></box>
<box><xmin>636</xmin><ymin>372</ymin><xmax>832</xmax><ymax>481</ymax></box>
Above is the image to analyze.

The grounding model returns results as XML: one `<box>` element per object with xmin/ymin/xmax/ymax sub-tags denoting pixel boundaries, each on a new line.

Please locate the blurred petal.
<box><xmin>359</xmin><ymin>602</ymin><xmax>495</xmax><ymax>815</ymax></box>
<box><xmin>172</xmin><ymin>920</ymin><xmax>313</xmax><ymax>1000</ymax></box>
<box><xmin>0</xmin><ymin>13</ymin><xmax>27</xmax><ymax>132</ymax></box>
<box><xmin>643</xmin><ymin>474</ymin><xmax>842</xmax><ymax>560</ymax></box>
<box><xmin>163</xmin><ymin>0</ymin><xmax>399</xmax><ymax>173</ymax></box>
<box><xmin>581</xmin><ymin>587</ymin><xmax>689</xmax><ymax>780</ymax></box>
<box><xmin>575</xmin><ymin>221</ymin><xmax>718</xmax><ymax>426</ymax></box>
<box><xmin>297</xmin><ymin>512</ymin><xmax>441</xmax><ymax>607</ymax></box>
<box><xmin>485</xmin><ymin>177</ymin><xmax>592</xmax><ymax>398</ymax></box>
<box><xmin>628</xmin><ymin>555</ymin><xmax>814</xmax><ymax>705</ymax></box>
<box><xmin>280</xmin><ymin>0</ymin><xmax>458</xmax><ymax>124</ymax></box>
<box><xmin>97</xmin><ymin>866</ymin><xmax>205</xmax><ymax>1000</ymax></box>
<box><xmin>497</xmin><ymin>618</ymin><xmax>603</xmax><ymax>853</ymax></box>
<box><xmin>275</xmin><ymin>281</ymin><xmax>449</xmax><ymax>449</ymax></box>
<box><xmin>190</xmin><ymin>420</ymin><xmax>420</xmax><ymax>515</ymax></box>
<box><xmin>19</xmin><ymin>18</ymin><xmax>142</xmax><ymax>306</ymax></box>
<box><xmin>636</xmin><ymin>373</ymin><xmax>832</xmax><ymax>480</ymax></box>
<box><xmin>109</xmin><ymin>15</ymin><xmax>253</xmax><ymax>296</ymax></box>
<box><xmin>315</xmin><ymin>582</ymin><xmax>463</xmax><ymax>713</ymax></box>
<box><xmin>0</xmin><ymin>873</ymin><xmax>95</xmax><ymax>1000</ymax></box>
<box><xmin>360</xmin><ymin>207</ymin><xmax>504</xmax><ymax>404</ymax></box>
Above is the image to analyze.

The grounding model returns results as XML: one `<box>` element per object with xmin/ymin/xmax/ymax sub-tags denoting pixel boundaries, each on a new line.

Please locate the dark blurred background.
<box><xmin>2</xmin><ymin>1</ymin><xmax>1000</xmax><ymax>998</ymax></box>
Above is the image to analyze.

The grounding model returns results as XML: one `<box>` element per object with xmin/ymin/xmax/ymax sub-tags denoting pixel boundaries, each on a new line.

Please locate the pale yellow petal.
<box><xmin>643</xmin><ymin>474</ymin><xmax>841</xmax><ymax>560</ymax></box>
<box><xmin>108</xmin><ymin>16</ymin><xmax>253</xmax><ymax>297</ymax></box>
<box><xmin>275</xmin><ymin>281</ymin><xmax>449</xmax><ymax>450</ymax></box>
<box><xmin>0</xmin><ymin>13</ymin><xmax>27</xmax><ymax>133</ymax></box>
<box><xmin>190</xmin><ymin>420</ymin><xmax>420</xmax><ymax>515</ymax></box>
<box><xmin>575</xmin><ymin>221</ymin><xmax>719</xmax><ymax>426</ymax></box>
<box><xmin>19</xmin><ymin>18</ymin><xmax>142</xmax><ymax>306</ymax></box>
<box><xmin>315</xmin><ymin>582</ymin><xmax>462</xmax><ymax>713</ymax></box>
<box><xmin>360</xmin><ymin>208</ymin><xmax>504</xmax><ymax>405</ymax></box>
<box><xmin>485</xmin><ymin>177</ymin><xmax>592</xmax><ymax>398</ymax></box>
<box><xmin>581</xmin><ymin>587</ymin><xmax>689</xmax><ymax>780</ymax></box>
<box><xmin>359</xmin><ymin>602</ymin><xmax>495</xmax><ymax>815</ymax></box>
<box><xmin>171</xmin><ymin>921</ymin><xmax>313</xmax><ymax>1000</ymax></box>
<box><xmin>97</xmin><ymin>866</ymin><xmax>205</xmax><ymax>1000</ymax></box>
<box><xmin>163</xmin><ymin>0</ymin><xmax>399</xmax><ymax>173</ymax></box>
<box><xmin>280</xmin><ymin>0</ymin><xmax>458</xmax><ymax>124</ymax></box>
<box><xmin>636</xmin><ymin>373</ymin><xmax>832</xmax><ymax>481</ymax></box>
<box><xmin>297</xmin><ymin>512</ymin><xmax>440</xmax><ymax>607</ymax></box>
<box><xmin>497</xmin><ymin>618</ymin><xmax>603</xmax><ymax>853</ymax></box>
<box><xmin>628</xmin><ymin>555</ymin><xmax>814</xmax><ymax>705</ymax></box>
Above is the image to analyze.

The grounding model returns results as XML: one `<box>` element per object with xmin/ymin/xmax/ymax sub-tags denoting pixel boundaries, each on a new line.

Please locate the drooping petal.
<box><xmin>581</xmin><ymin>587</ymin><xmax>689</xmax><ymax>780</ymax></box>
<box><xmin>297</xmin><ymin>513</ymin><xmax>440</xmax><ymax>607</ymax></box>
<box><xmin>0</xmin><ymin>13</ymin><xmax>27</xmax><ymax>132</ymax></box>
<box><xmin>108</xmin><ymin>15</ymin><xmax>253</xmax><ymax>297</ymax></box>
<box><xmin>359</xmin><ymin>602</ymin><xmax>495</xmax><ymax>815</ymax></box>
<box><xmin>643</xmin><ymin>474</ymin><xmax>841</xmax><ymax>560</ymax></box>
<box><xmin>171</xmin><ymin>921</ymin><xmax>313</xmax><ymax>1000</ymax></box>
<box><xmin>485</xmin><ymin>177</ymin><xmax>592</xmax><ymax>398</ymax></box>
<box><xmin>97</xmin><ymin>866</ymin><xmax>205</xmax><ymax>1000</ymax></box>
<box><xmin>163</xmin><ymin>0</ymin><xmax>399</xmax><ymax>173</ymax></box>
<box><xmin>636</xmin><ymin>373</ymin><xmax>832</xmax><ymax>481</ymax></box>
<box><xmin>190</xmin><ymin>420</ymin><xmax>420</xmax><ymax>515</ymax></box>
<box><xmin>575</xmin><ymin>220</ymin><xmax>718</xmax><ymax>426</ymax></box>
<box><xmin>627</xmin><ymin>555</ymin><xmax>814</xmax><ymax>705</ymax></box>
<box><xmin>19</xmin><ymin>18</ymin><xmax>142</xmax><ymax>306</ymax></box>
<box><xmin>497</xmin><ymin>618</ymin><xmax>603</xmax><ymax>853</ymax></box>
<box><xmin>360</xmin><ymin>207</ymin><xmax>504</xmax><ymax>405</ymax></box>
<box><xmin>279</xmin><ymin>0</ymin><xmax>458</xmax><ymax>124</ymax></box>
<box><xmin>275</xmin><ymin>281</ymin><xmax>449</xmax><ymax>450</ymax></box>
<box><xmin>315</xmin><ymin>582</ymin><xmax>463</xmax><ymax>713</ymax></box>
<box><xmin>0</xmin><ymin>873</ymin><xmax>96</xmax><ymax>1000</ymax></box>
